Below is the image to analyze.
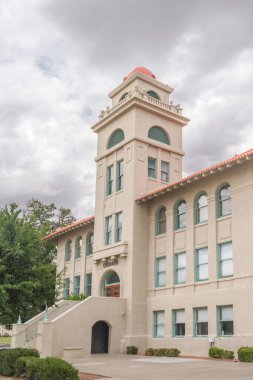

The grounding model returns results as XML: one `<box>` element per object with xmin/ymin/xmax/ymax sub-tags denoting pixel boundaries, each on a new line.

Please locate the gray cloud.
<box><xmin>1</xmin><ymin>0</ymin><xmax>253</xmax><ymax>218</ymax></box>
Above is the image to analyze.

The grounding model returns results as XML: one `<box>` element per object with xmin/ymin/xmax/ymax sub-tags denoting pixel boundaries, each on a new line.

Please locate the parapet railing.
<box><xmin>98</xmin><ymin>87</ymin><xmax>183</xmax><ymax>121</ymax></box>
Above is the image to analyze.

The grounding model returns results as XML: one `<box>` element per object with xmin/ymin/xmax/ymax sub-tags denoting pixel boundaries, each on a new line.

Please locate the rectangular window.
<box><xmin>161</xmin><ymin>161</ymin><xmax>169</xmax><ymax>182</ymax></box>
<box><xmin>74</xmin><ymin>275</ymin><xmax>80</xmax><ymax>295</ymax></box>
<box><xmin>116</xmin><ymin>160</ymin><xmax>124</xmax><ymax>191</ymax></box>
<box><xmin>63</xmin><ymin>278</ymin><xmax>70</xmax><ymax>299</ymax></box>
<box><xmin>218</xmin><ymin>305</ymin><xmax>234</xmax><ymax>336</ymax></box>
<box><xmin>115</xmin><ymin>212</ymin><xmax>123</xmax><ymax>242</ymax></box>
<box><xmin>153</xmin><ymin>310</ymin><xmax>165</xmax><ymax>337</ymax></box>
<box><xmin>105</xmin><ymin>215</ymin><xmax>112</xmax><ymax>245</ymax></box>
<box><xmin>175</xmin><ymin>252</ymin><xmax>186</xmax><ymax>284</ymax></box>
<box><xmin>173</xmin><ymin>309</ymin><xmax>185</xmax><ymax>337</ymax></box>
<box><xmin>148</xmin><ymin>157</ymin><xmax>157</xmax><ymax>179</ymax></box>
<box><xmin>106</xmin><ymin>165</ymin><xmax>114</xmax><ymax>196</ymax></box>
<box><xmin>196</xmin><ymin>247</ymin><xmax>208</xmax><ymax>281</ymax></box>
<box><xmin>85</xmin><ymin>273</ymin><xmax>92</xmax><ymax>296</ymax></box>
<box><xmin>194</xmin><ymin>307</ymin><xmax>208</xmax><ymax>336</ymax></box>
<box><xmin>155</xmin><ymin>257</ymin><xmax>166</xmax><ymax>287</ymax></box>
<box><xmin>219</xmin><ymin>242</ymin><xmax>233</xmax><ymax>277</ymax></box>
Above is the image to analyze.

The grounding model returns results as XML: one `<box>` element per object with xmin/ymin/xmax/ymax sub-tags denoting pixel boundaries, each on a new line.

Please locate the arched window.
<box><xmin>86</xmin><ymin>232</ymin><xmax>94</xmax><ymax>256</ymax></box>
<box><xmin>119</xmin><ymin>92</ymin><xmax>128</xmax><ymax>101</ymax></box>
<box><xmin>218</xmin><ymin>184</ymin><xmax>231</xmax><ymax>217</ymax></box>
<box><xmin>102</xmin><ymin>271</ymin><xmax>120</xmax><ymax>297</ymax></box>
<box><xmin>175</xmin><ymin>200</ymin><xmax>186</xmax><ymax>229</ymax></box>
<box><xmin>107</xmin><ymin>129</ymin><xmax>125</xmax><ymax>149</ymax></box>
<box><xmin>65</xmin><ymin>239</ymin><xmax>71</xmax><ymax>262</ymax></box>
<box><xmin>75</xmin><ymin>236</ymin><xmax>82</xmax><ymax>259</ymax></box>
<box><xmin>147</xmin><ymin>90</ymin><xmax>161</xmax><ymax>100</ymax></box>
<box><xmin>148</xmin><ymin>126</ymin><xmax>170</xmax><ymax>145</ymax></box>
<box><xmin>195</xmin><ymin>193</ymin><xmax>208</xmax><ymax>224</ymax></box>
<box><xmin>156</xmin><ymin>207</ymin><xmax>166</xmax><ymax>235</ymax></box>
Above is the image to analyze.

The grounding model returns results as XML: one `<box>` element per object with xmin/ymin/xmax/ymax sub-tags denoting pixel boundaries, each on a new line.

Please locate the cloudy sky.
<box><xmin>1</xmin><ymin>0</ymin><xmax>253</xmax><ymax>219</ymax></box>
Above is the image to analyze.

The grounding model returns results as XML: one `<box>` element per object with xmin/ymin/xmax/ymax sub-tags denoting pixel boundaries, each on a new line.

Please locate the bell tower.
<box><xmin>91</xmin><ymin>67</ymin><xmax>189</xmax><ymax>349</ymax></box>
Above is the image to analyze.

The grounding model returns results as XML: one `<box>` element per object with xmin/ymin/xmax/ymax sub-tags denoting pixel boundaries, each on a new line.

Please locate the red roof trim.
<box><xmin>45</xmin><ymin>215</ymin><xmax>95</xmax><ymax>240</ymax></box>
<box><xmin>136</xmin><ymin>148</ymin><xmax>253</xmax><ymax>203</ymax></box>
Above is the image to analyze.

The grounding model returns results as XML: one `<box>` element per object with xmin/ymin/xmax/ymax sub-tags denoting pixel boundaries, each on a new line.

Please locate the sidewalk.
<box><xmin>71</xmin><ymin>354</ymin><xmax>253</xmax><ymax>380</ymax></box>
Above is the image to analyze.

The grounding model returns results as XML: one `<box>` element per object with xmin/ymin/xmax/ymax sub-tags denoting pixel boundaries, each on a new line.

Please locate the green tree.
<box><xmin>0</xmin><ymin>203</ymin><xmax>60</xmax><ymax>325</ymax></box>
<box><xmin>25</xmin><ymin>199</ymin><xmax>76</xmax><ymax>233</ymax></box>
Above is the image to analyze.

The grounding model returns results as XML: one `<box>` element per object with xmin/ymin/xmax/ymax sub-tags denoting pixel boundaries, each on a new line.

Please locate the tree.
<box><xmin>0</xmin><ymin>201</ymin><xmax>70</xmax><ymax>325</ymax></box>
<box><xmin>55</xmin><ymin>207</ymin><xmax>76</xmax><ymax>229</ymax></box>
<box><xmin>25</xmin><ymin>199</ymin><xmax>76</xmax><ymax>233</ymax></box>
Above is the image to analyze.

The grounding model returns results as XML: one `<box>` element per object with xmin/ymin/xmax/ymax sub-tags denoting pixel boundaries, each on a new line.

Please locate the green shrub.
<box><xmin>15</xmin><ymin>356</ymin><xmax>38</xmax><ymax>378</ymax></box>
<box><xmin>145</xmin><ymin>348</ymin><xmax>180</xmax><ymax>357</ymax></box>
<box><xmin>15</xmin><ymin>356</ymin><xmax>79</xmax><ymax>380</ymax></box>
<box><xmin>238</xmin><ymin>347</ymin><xmax>253</xmax><ymax>362</ymax></box>
<box><xmin>145</xmin><ymin>348</ymin><xmax>155</xmax><ymax>356</ymax></box>
<box><xmin>209</xmin><ymin>347</ymin><xmax>234</xmax><ymax>359</ymax></box>
<box><xmin>223</xmin><ymin>350</ymin><xmax>234</xmax><ymax>359</ymax></box>
<box><xmin>126</xmin><ymin>346</ymin><xmax>138</xmax><ymax>355</ymax></box>
<box><xmin>165</xmin><ymin>348</ymin><xmax>180</xmax><ymax>357</ymax></box>
<box><xmin>209</xmin><ymin>347</ymin><xmax>224</xmax><ymax>359</ymax></box>
<box><xmin>154</xmin><ymin>348</ymin><xmax>167</xmax><ymax>357</ymax></box>
<box><xmin>0</xmin><ymin>348</ymin><xmax>39</xmax><ymax>376</ymax></box>
<box><xmin>67</xmin><ymin>293</ymin><xmax>87</xmax><ymax>301</ymax></box>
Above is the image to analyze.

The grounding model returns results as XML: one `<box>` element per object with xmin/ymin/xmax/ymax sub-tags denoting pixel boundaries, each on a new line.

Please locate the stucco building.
<box><xmin>12</xmin><ymin>67</ymin><xmax>253</xmax><ymax>358</ymax></box>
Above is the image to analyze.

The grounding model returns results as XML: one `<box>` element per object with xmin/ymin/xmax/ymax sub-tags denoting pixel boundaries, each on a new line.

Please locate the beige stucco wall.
<box><xmin>36</xmin><ymin>297</ymin><xmax>127</xmax><ymax>357</ymax></box>
<box><xmin>145</xmin><ymin>161</ymin><xmax>253</xmax><ymax>355</ymax></box>
<box><xmin>56</xmin><ymin>224</ymin><xmax>94</xmax><ymax>295</ymax></box>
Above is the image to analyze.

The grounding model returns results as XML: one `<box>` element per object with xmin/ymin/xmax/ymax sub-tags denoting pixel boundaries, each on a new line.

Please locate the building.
<box><xmin>12</xmin><ymin>67</ymin><xmax>253</xmax><ymax>358</ymax></box>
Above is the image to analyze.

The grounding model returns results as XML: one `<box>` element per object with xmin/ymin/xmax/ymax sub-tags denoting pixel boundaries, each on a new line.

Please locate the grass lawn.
<box><xmin>0</xmin><ymin>336</ymin><xmax>11</xmax><ymax>344</ymax></box>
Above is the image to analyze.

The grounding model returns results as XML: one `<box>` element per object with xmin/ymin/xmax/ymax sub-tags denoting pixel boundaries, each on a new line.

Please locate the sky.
<box><xmin>1</xmin><ymin>0</ymin><xmax>253</xmax><ymax>219</ymax></box>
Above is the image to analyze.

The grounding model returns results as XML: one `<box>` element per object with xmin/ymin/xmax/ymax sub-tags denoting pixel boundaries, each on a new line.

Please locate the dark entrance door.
<box><xmin>91</xmin><ymin>321</ymin><xmax>109</xmax><ymax>354</ymax></box>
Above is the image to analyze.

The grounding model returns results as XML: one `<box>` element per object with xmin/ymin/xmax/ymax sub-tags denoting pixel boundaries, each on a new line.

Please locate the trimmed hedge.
<box><xmin>145</xmin><ymin>348</ymin><xmax>180</xmax><ymax>357</ymax></box>
<box><xmin>223</xmin><ymin>350</ymin><xmax>235</xmax><ymax>359</ymax></box>
<box><xmin>126</xmin><ymin>346</ymin><xmax>138</xmax><ymax>355</ymax></box>
<box><xmin>145</xmin><ymin>348</ymin><xmax>155</xmax><ymax>356</ymax></box>
<box><xmin>0</xmin><ymin>348</ymin><xmax>39</xmax><ymax>376</ymax></box>
<box><xmin>15</xmin><ymin>356</ymin><xmax>79</xmax><ymax>380</ymax></box>
<box><xmin>165</xmin><ymin>348</ymin><xmax>181</xmax><ymax>357</ymax></box>
<box><xmin>209</xmin><ymin>347</ymin><xmax>234</xmax><ymax>359</ymax></box>
<box><xmin>154</xmin><ymin>348</ymin><xmax>167</xmax><ymax>357</ymax></box>
<box><xmin>238</xmin><ymin>347</ymin><xmax>253</xmax><ymax>362</ymax></box>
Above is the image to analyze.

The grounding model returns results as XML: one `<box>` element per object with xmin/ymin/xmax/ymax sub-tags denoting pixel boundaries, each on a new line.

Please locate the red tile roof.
<box><xmin>136</xmin><ymin>148</ymin><xmax>253</xmax><ymax>203</ymax></box>
<box><xmin>123</xmin><ymin>67</ymin><xmax>156</xmax><ymax>81</ymax></box>
<box><xmin>45</xmin><ymin>215</ymin><xmax>95</xmax><ymax>240</ymax></box>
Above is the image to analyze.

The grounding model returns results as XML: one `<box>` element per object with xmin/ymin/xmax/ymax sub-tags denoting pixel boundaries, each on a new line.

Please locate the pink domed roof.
<box><xmin>123</xmin><ymin>67</ymin><xmax>156</xmax><ymax>81</ymax></box>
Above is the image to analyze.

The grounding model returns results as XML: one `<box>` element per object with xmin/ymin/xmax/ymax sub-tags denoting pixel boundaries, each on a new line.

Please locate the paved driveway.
<box><xmin>70</xmin><ymin>354</ymin><xmax>253</xmax><ymax>380</ymax></box>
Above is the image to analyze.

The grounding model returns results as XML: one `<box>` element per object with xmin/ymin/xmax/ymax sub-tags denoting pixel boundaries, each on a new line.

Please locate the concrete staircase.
<box><xmin>11</xmin><ymin>300</ymin><xmax>79</xmax><ymax>349</ymax></box>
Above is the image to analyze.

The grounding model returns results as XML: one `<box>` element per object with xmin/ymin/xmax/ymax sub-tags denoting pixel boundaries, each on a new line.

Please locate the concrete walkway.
<box><xmin>70</xmin><ymin>354</ymin><xmax>253</xmax><ymax>380</ymax></box>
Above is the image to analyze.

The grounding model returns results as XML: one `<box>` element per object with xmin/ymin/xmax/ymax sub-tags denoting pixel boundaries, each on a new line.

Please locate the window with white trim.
<box><xmin>153</xmin><ymin>310</ymin><xmax>165</xmax><ymax>337</ymax></box>
<box><xmin>155</xmin><ymin>257</ymin><xmax>166</xmax><ymax>287</ymax></box>
<box><xmin>219</xmin><ymin>242</ymin><xmax>233</xmax><ymax>277</ymax></box>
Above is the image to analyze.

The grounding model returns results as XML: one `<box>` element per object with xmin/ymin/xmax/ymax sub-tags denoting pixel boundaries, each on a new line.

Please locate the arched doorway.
<box><xmin>102</xmin><ymin>271</ymin><xmax>120</xmax><ymax>297</ymax></box>
<box><xmin>91</xmin><ymin>321</ymin><xmax>109</xmax><ymax>354</ymax></box>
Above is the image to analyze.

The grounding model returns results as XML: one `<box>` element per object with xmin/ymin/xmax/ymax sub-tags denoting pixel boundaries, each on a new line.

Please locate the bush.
<box><xmin>145</xmin><ymin>348</ymin><xmax>155</xmax><ymax>356</ymax></box>
<box><xmin>0</xmin><ymin>348</ymin><xmax>39</xmax><ymax>376</ymax></box>
<box><xmin>67</xmin><ymin>293</ymin><xmax>87</xmax><ymax>301</ymax></box>
<box><xmin>209</xmin><ymin>347</ymin><xmax>234</xmax><ymax>359</ymax></box>
<box><xmin>165</xmin><ymin>348</ymin><xmax>180</xmax><ymax>357</ymax></box>
<box><xmin>238</xmin><ymin>347</ymin><xmax>253</xmax><ymax>362</ymax></box>
<box><xmin>15</xmin><ymin>356</ymin><xmax>38</xmax><ymax>378</ymax></box>
<box><xmin>15</xmin><ymin>356</ymin><xmax>79</xmax><ymax>380</ymax></box>
<box><xmin>145</xmin><ymin>348</ymin><xmax>180</xmax><ymax>357</ymax></box>
<box><xmin>223</xmin><ymin>350</ymin><xmax>234</xmax><ymax>359</ymax></box>
<box><xmin>126</xmin><ymin>346</ymin><xmax>138</xmax><ymax>355</ymax></box>
<box><xmin>154</xmin><ymin>348</ymin><xmax>167</xmax><ymax>357</ymax></box>
<box><xmin>209</xmin><ymin>347</ymin><xmax>224</xmax><ymax>359</ymax></box>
